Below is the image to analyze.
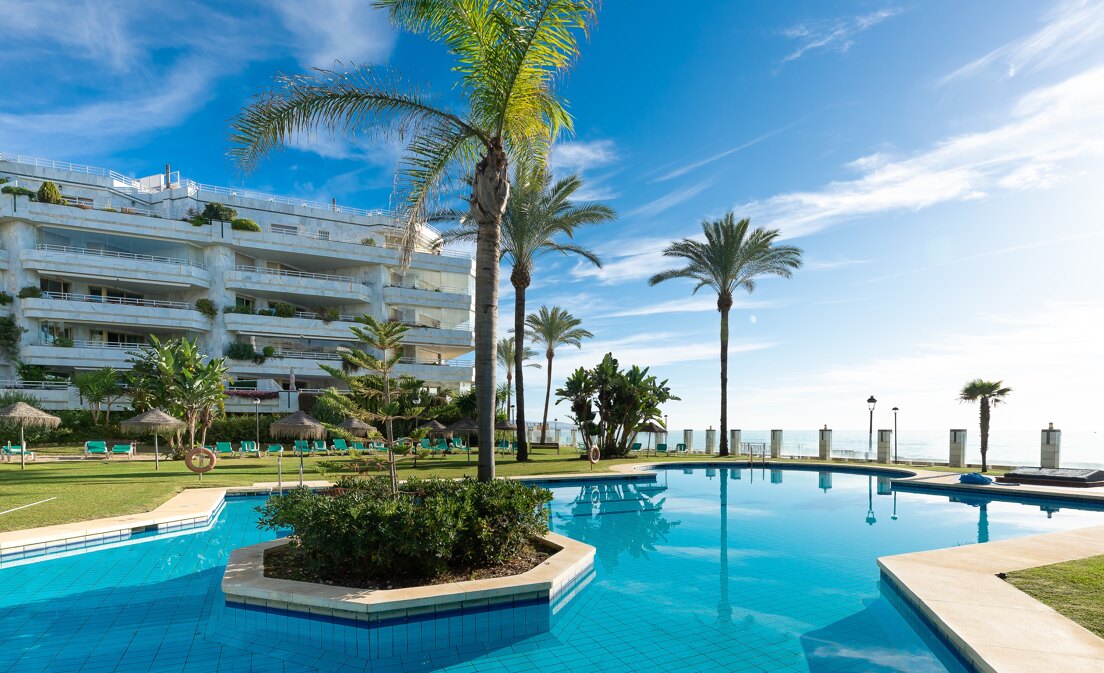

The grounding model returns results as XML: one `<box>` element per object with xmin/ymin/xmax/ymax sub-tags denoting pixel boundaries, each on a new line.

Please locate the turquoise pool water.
<box><xmin>2</xmin><ymin>467</ymin><xmax>1103</xmax><ymax>672</ymax></box>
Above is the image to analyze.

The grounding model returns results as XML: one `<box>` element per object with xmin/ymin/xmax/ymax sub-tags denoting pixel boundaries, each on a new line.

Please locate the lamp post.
<box><xmin>865</xmin><ymin>475</ymin><xmax>877</xmax><ymax>525</ymax></box>
<box><xmin>866</xmin><ymin>396</ymin><xmax>877</xmax><ymax>461</ymax></box>
<box><xmin>664</xmin><ymin>414</ymin><xmax>669</xmax><ymax>445</ymax></box>
<box><xmin>253</xmin><ymin>398</ymin><xmax>261</xmax><ymax>449</ymax></box>
<box><xmin>891</xmin><ymin>406</ymin><xmax>899</xmax><ymax>464</ymax></box>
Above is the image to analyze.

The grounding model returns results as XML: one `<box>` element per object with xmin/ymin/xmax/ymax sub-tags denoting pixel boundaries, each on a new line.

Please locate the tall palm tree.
<box><xmin>649</xmin><ymin>213</ymin><xmax>802</xmax><ymax>457</ymax></box>
<box><xmin>497</xmin><ymin>336</ymin><xmax>539</xmax><ymax>423</ymax></box>
<box><xmin>958</xmin><ymin>379</ymin><xmax>1012</xmax><ymax>472</ymax></box>
<box><xmin>443</xmin><ymin>160</ymin><xmax>613</xmax><ymax>459</ymax></box>
<box><xmin>526</xmin><ymin>306</ymin><xmax>593</xmax><ymax>444</ymax></box>
<box><xmin>229</xmin><ymin>1</ymin><xmax>597</xmax><ymax>481</ymax></box>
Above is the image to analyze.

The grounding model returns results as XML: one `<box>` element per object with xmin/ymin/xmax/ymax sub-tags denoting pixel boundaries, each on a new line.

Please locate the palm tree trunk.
<box><xmin>506</xmin><ymin>369</ymin><xmax>513</xmax><ymax>422</ymax></box>
<box><xmin>980</xmin><ymin>397</ymin><xmax>990</xmax><ymax>472</ymax></box>
<box><xmin>513</xmin><ymin>266</ymin><xmax>530</xmax><ymax>460</ymax></box>
<box><xmin>541</xmin><ymin>350</ymin><xmax>553</xmax><ymax>444</ymax></box>
<box><xmin>470</xmin><ymin>140</ymin><xmax>509</xmax><ymax>481</ymax></box>
<box><xmin>718</xmin><ymin>293</ymin><xmax>732</xmax><ymax>457</ymax></box>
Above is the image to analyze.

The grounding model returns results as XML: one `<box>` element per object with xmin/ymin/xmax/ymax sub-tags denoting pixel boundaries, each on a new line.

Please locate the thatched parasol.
<box><xmin>448</xmin><ymin>417</ymin><xmax>479</xmax><ymax>463</ymax></box>
<box><xmin>121</xmin><ymin>408</ymin><xmax>185</xmax><ymax>471</ymax></box>
<box><xmin>337</xmin><ymin>417</ymin><xmax>373</xmax><ymax>437</ymax></box>
<box><xmin>269</xmin><ymin>410</ymin><xmax>326</xmax><ymax>439</ymax></box>
<box><xmin>0</xmin><ymin>402</ymin><xmax>60</xmax><ymax>470</ymax></box>
<box><xmin>495</xmin><ymin>419</ymin><xmax>517</xmax><ymax>431</ymax></box>
<box><xmin>269</xmin><ymin>410</ymin><xmax>324</xmax><ymax>486</ymax></box>
<box><xmin>636</xmin><ymin>420</ymin><xmax>666</xmax><ymax>452</ymax></box>
<box><xmin>420</xmin><ymin>419</ymin><xmax>447</xmax><ymax>436</ymax></box>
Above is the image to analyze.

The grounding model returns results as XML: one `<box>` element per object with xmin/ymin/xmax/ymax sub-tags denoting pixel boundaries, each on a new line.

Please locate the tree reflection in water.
<box><xmin>554</xmin><ymin>480</ymin><xmax>678</xmax><ymax>571</ymax></box>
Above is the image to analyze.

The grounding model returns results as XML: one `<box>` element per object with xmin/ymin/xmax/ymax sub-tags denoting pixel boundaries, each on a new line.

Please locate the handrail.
<box><xmin>387</xmin><ymin>281</ymin><xmax>471</xmax><ymax>295</ymax></box>
<box><xmin>272</xmin><ymin>349</ymin><xmax>343</xmax><ymax>361</ymax></box>
<box><xmin>293</xmin><ymin>310</ymin><xmax>360</xmax><ymax>322</ymax></box>
<box><xmin>402</xmin><ymin>321</ymin><xmax>473</xmax><ymax>333</ymax></box>
<box><xmin>233</xmin><ymin>264</ymin><xmax>360</xmax><ymax>284</ymax></box>
<box><xmin>397</xmin><ymin>356</ymin><xmax>474</xmax><ymax>368</ymax></box>
<box><xmin>35</xmin><ymin>244</ymin><xmax>206</xmax><ymax>269</ymax></box>
<box><xmin>188</xmin><ymin>180</ymin><xmax>393</xmax><ymax>220</ymax></box>
<box><xmin>34</xmin><ymin>340</ymin><xmax>146</xmax><ymax>351</ymax></box>
<box><xmin>38</xmin><ymin>291</ymin><xmax>194</xmax><ymax>310</ymax></box>
<box><xmin>0</xmin><ymin>379</ymin><xmax>69</xmax><ymax>390</ymax></box>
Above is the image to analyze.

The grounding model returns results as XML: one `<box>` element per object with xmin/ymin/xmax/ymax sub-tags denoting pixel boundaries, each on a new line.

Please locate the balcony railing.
<box><xmin>272</xmin><ymin>349</ymin><xmax>344</xmax><ymax>361</ymax></box>
<box><xmin>233</xmin><ymin>264</ymin><xmax>361</xmax><ymax>284</ymax></box>
<box><xmin>398</xmin><ymin>356</ymin><xmax>474</xmax><ymax>368</ymax></box>
<box><xmin>188</xmin><ymin>181</ymin><xmax>392</xmax><ymax>220</ymax></box>
<box><xmin>39</xmin><ymin>291</ymin><xmax>194</xmax><ymax>311</ymax></box>
<box><xmin>293</xmin><ymin>310</ymin><xmax>360</xmax><ymax>322</ymax></box>
<box><xmin>35</xmin><ymin>340</ymin><xmax>147</xmax><ymax>351</ymax></box>
<box><xmin>0</xmin><ymin>379</ymin><xmax>70</xmax><ymax>390</ymax></box>
<box><xmin>401</xmin><ymin>320</ymin><xmax>473</xmax><ymax>332</ymax></box>
<box><xmin>388</xmin><ymin>280</ymin><xmax>472</xmax><ymax>295</ymax></box>
<box><xmin>35</xmin><ymin>244</ymin><xmax>206</xmax><ymax>269</ymax></box>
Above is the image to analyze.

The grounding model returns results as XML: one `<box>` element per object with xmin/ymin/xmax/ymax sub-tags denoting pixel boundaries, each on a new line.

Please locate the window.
<box><xmin>318</xmin><ymin>230</ymin><xmax>330</xmax><ymax>241</ymax></box>
<box><xmin>235</xmin><ymin>296</ymin><xmax>255</xmax><ymax>310</ymax></box>
<box><xmin>89</xmin><ymin>330</ymin><xmax>144</xmax><ymax>346</ymax></box>
<box><xmin>40</xmin><ymin>323</ymin><xmax>71</xmax><ymax>344</ymax></box>
<box><xmin>40</xmin><ymin>278</ymin><xmax>70</xmax><ymax>295</ymax></box>
<box><xmin>88</xmin><ymin>286</ymin><xmax>143</xmax><ymax>302</ymax></box>
<box><xmin>271</xmin><ymin>224</ymin><xmax>297</xmax><ymax>236</ymax></box>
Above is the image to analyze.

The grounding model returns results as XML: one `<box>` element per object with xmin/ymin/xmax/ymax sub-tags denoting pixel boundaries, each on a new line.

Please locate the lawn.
<box><xmin>0</xmin><ymin>446</ymin><xmax>979</xmax><ymax>532</ymax></box>
<box><xmin>1004</xmin><ymin>555</ymin><xmax>1104</xmax><ymax>639</ymax></box>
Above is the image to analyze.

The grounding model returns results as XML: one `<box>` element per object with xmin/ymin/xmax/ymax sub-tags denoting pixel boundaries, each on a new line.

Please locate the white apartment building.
<box><xmin>0</xmin><ymin>152</ymin><xmax>475</xmax><ymax>412</ymax></box>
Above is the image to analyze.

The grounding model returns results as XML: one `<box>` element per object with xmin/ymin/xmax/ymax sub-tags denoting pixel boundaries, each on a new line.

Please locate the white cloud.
<box><xmin>740</xmin><ymin>65</ymin><xmax>1104</xmax><ymax>239</ymax></box>
<box><xmin>623</xmin><ymin>180</ymin><xmax>713</xmax><ymax>219</ymax></box>
<box><xmin>780</xmin><ymin>8</ymin><xmax>903</xmax><ymax>63</ymax></box>
<box><xmin>552</xmin><ymin>334</ymin><xmax>775</xmax><ymax>374</ymax></box>
<box><xmin>603</xmin><ymin>296</ymin><xmax>777</xmax><ymax>318</ymax></box>
<box><xmin>654</xmin><ymin>124</ymin><xmax>795</xmax><ymax>182</ymax></box>
<box><xmin>569</xmin><ymin>235</ymin><xmax>674</xmax><ymax>285</ymax></box>
<box><xmin>805</xmin><ymin>258</ymin><xmax>872</xmax><ymax>272</ymax></box>
<box><xmin>940</xmin><ymin>0</ymin><xmax>1104</xmax><ymax>84</ymax></box>
<box><xmin>548</xmin><ymin>140</ymin><xmax>617</xmax><ymax>174</ymax></box>
<box><xmin>271</xmin><ymin>0</ymin><xmax>396</xmax><ymax>67</ymax></box>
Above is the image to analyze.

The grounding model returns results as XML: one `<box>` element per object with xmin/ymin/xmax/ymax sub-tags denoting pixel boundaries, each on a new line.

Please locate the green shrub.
<box><xmin>361</xmin><ymin>237</ymin><xmax>377</xmax><ymax>246</ymax></box>
<box><xmin>223</xmin><ymin>304</ymin><xmax>255</xmax><ymax>315</ymax></box>
<box><xmin>256</xmin><ymin>477</ymin><xmax>552</xmax><ymax>581</ymax></box>
<box><xmin>36</xmin><ymin>181</ymin><xmax>64</xmax><ymax>205</ymax></box>
<box><xmin>17</xmin><ymin>286</ymin><xmax>42</xmax><ymax>299</ymax></box>
<box><xmin>53</xmin><ymin>335</ymin><xmax>74</xmax><ymax>347</ymax></box>
<box><xmin>1</xmin><ymin>186</ymin><xmax>36</xmax><ymax>199</ymax></box>
<box><xmin>226</xmin><ymin>342</ymin><xmax>257</xmax><ymax>360</ymax></box>
<box><xmin>272</xmin><ymin>302</ymin><xmax>297</xmax><ymax>318</ymax></box>
<box><xmin>316</xmin><ymin>307</ymin><xmax>339</xmax><ymax>323</ymax></box>
<box><xmin>231</xmin><ymin>218</ymin><xmax>260</xmax><ymax>232</ymax></box>
<box><xmin>0</xmin><ymin>291</ymin><xmax>12</xmax><ymax>305</ymax></box>
<box><xmin>202</xmin><ymin>202</ymin><xmax>237</xmax><ymax>222</ymax></box>
<box><xmin>194</xmin><ymin>298</ymin><xmax>218</xmax><ymax>319</ymax></box>
<box><xmin>261</xmin><ymin>345</ymin><xmax>276</xmax><ymax>358</ymax></box>
<box><xmin>255</xmin><ymin>308</ymin><xmax>276</xmax><ymax>316</ymax></box>
<box><xmin>0</xmin><ymin>316</ymin><xmax>26</xmax><ymax>361</ymax></box>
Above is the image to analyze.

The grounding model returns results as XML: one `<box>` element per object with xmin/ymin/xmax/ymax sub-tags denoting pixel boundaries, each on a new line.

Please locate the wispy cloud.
<box><xmin>549</xmin><ymin>140</ymin><xmax>617</xmax><ymax>174</ymax></box>
<box><xmin>805</xmin><ymin>258</ymin><xmax>872</xmax><ymax>272</ymax></box>
<box><xmin>603</xmin><ymin>296</ymin><xmax>778</xmax><ymax>318</ymax></box>
<box><xmin>940</xmin><ymin>0</ymin><xmax>1104</xmax><ymax>84</ymax></box>
<box><xmin>552</xmin><ymin>334</ymin><xmax>776</xmax><ymax>373</ymax></box>
<box><xmin>654</xmin><ymin>124</ymin><xmax>796</xmax><ymax>182</ymax></box>
<box><xmin>740</xmin><ymin>65</ymin><xmax>1104</xmax><ymax>239</ymax></box>
<box><xmin>780</xmin><ymin>8</ymin><xmax>903</xmax><ymax>63</ymax></box>
<box><xmin>623</xmin><ymin>180</ymin><xmax>714</xmax><ymax>219</ymax></box>
<box><xmin>271</xmin><ymin>0</ymin><xmax>396</xmax><ymax>68</ymax></box>
<box><xmin>569</xmin><ymin>235</ymin><xmax>674</xmax><ymax>285</ymax></box>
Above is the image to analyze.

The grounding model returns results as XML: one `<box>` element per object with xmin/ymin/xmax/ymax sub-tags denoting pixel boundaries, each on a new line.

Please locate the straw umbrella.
<box><xmin>337</xmin><ymin>417</ymin><xmax>373</xmax><ymax>437</ymax></box>
<box><xmin>420</xmin><ymin>419</ymin><xmax>447</xmax><ymax>436</ymax></box>
<box><xmin>0</xmin><ymin>402</ymin><xmax>60</xmax><ymax>470</ymax></box>
<box><xmin>120</xmin><ymin>408</ymin><xmax>185</xmax><ymax>471</ymax></box>
<box><xmin>448</xmin><ymin>417</ymin><xmax>479</xmax><ymax>463</ymax></box>
<box><xmin>270</xmin><ymin>410</ymin><xmax>325</xmax><ymax>486</ymax></box>
<box><xmin>637</xmin><ymin>420</ymin><xmax>665</xmax><ymax>453</ymax></box>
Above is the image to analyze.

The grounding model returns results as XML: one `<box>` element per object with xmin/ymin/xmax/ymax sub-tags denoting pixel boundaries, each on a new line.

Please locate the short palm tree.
<box><xmin>649</xmin><ymin>213</ymin><xmax>802</xmax><ymax>457</ymax></box>
<box><xmin>497</xmin><ymin>336</ymin><xmax>539</xmax><ymax>424</ymax></box>
<box><xmin>444</xmin><ymin>160</ymin><xmax>613</xmax><ymax>459</ymax></box>
<box><xmin>229</xmin><ymin>1</ymin><xmax>597</xmax><ymax>481</ymax></box>
<box><xmin>958</xmin><ymin>379</ymin><xmax>1012</xmax><ymax>472</ymax></box>
<box><xmin>526</xmin><ymin>306</ymin><xmax>593</xmax><ymax>444</ymax></box>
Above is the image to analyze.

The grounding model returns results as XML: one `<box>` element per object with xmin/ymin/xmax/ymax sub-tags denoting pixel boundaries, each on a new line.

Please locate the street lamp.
<box><xmin>866</xmin><ymin>476</ymin><xmax>877</xmax><ymax>525</ymax></box>
<box><xmin>253</xmin><ymin>398</ymin><xmax>261</xmax><ymax>449</ymax></box>
<box><xmin>866</xmin><ymin>396</ymin><xmax>877</xmax><ymax>461</ymax></box>
<box><xmin>891</xmin><ymin>406</ymin><xmax>899</xmax><ymax>464</ymax></box>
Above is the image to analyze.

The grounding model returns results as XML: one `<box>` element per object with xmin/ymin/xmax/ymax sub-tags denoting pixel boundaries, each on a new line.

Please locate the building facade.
<box><xmin>0</xmin><ymin>153</ymin><xmax>475</xmax><ymax>412</ymax></box>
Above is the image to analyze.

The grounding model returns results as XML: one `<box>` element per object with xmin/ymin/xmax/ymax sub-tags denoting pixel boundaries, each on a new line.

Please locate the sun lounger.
<box><xmin>630</xmin><ymin>442</ymin><xmax>642</xmax><ymax>455</ymax></box>
<box><xmin>3</xmin><ymin>443</ymin><xmax>34</xmax><ymax>462</ymax></box>
<box><xmin>351</xmin><ymin>440</ymin><xmax>367</xmax><ymax>452</ymax></box>
<box><xmin>240</xmin><ymin>441</ymin><xmax>260</xmax><ymax>457</ymax></box>
<box><xmin>265</xmin><ymin>444</ymin><xmax>283</xmax><ymax>456</ymax></box>
<box><xmin>84</xmin><ymin>440</ymin><xmax>108</xmax><ymax>457</ymax></box>
<box><xmin>675</xmin><ymin>443</ymin><xmax>687</xmax><ymax>454</ymax></box>
<box><xmin>293</xmin><ymin>439</ymin><xmax>310</xmax><ymax>455</ymax></box>
<box><xmin>655</xmin><ymin>443</ymin><xmax>669</xmax><ymax>456</ymax></box>
<box><xmin>451</xmin><ymin>437</ymin><xmax>467</xmax><ymax>451</ymax></box>
<box><xmin>433</xmin><ymin>438</ymin><xmax>450</xmax><ymax>456</ymax></box>
<box><xmin>215</xmin><ymin>442</ymin><xmax>236</xmax><ymax>458</ymax></box>
<box><xmin>111</xmin><ymin>443</ymin><xmax>135</xmax><ymax>458</ymax></box>
<box><xmin>312</xmin><ymin>440</ymin><xmax>328</xmax><ymax>455</ymax></box>
<box><xmin>331</xmin><ymin>438</ymin><xmax>350</xmax><ymax>454</ymax></box>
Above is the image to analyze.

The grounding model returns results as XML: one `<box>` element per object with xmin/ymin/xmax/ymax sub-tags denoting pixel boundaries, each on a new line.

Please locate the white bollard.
<box><xmin>569</xmin><ymin>429</ymin><xmax>577</xmax><ymax>447</ymax></box>
<box><xmin>730</xmin><ymin>429</ymin><xmax>741</xmax><ymax>454</ymax></box>
<box><xmin>770</xmin><ymin>430</ymin><xmax>783</xmax><ymax>458</ymax></box>
<box><xmin>877</xmin><ymin>429</ymin><xmax>892</xmax><ymax>463</ymax></box>
<box><xmin>1041</xmin><ymin>423</ymin><xmax>1061</xmax><ymax>469</ymax></box>
<box><xmin>705</xmin><ymin>427</ymin><xmax>716</xmax><ymax>454</ymax></box>
<box><xmin>818</xmin><ymin>427</ymin><xmax>832</xmax><ymax>461</ymax></box>
<box><xmin>683</xmin><ymin>429</ymin><xmax>693</xmax><ymax>453</ymax></box>
<box><xmin>949</xmin><ymin>429</ymin><xmax>966</xmax><ymax>468</ymax></box>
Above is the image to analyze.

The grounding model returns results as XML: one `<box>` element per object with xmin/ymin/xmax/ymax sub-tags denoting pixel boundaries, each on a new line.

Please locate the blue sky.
<box><xmin>3</xmin><ymin>1</ymin><xmax>1102</xmax><ymax>432</ymax></box>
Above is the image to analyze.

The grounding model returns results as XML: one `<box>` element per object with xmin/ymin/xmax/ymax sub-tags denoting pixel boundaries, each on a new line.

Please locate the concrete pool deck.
<box><xmin>2</xmin><ymin>461</ymin><xmax>1104</xmax><ymax>672</ymax></box>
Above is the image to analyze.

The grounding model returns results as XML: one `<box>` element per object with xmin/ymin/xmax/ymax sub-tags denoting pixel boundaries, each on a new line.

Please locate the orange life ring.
<box><xmin>588</xmin><ymin>446</ymin><xmax>601</xmax><ymax>464</ymax></box>
<box><xmin>185</xmin><ymin>447</ymin><xmax>217</xmax><ymax>474</ymax></box>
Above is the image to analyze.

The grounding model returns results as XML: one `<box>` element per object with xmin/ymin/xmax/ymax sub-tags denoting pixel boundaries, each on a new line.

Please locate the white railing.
<box><xmin>35</xmin><ymin>244</ymin><xmax>206</xmax><ymax>269</ymax></box>
<box><xmin>388</xmin><ymin>280</ymin><xmax>471</xmax><ymax>295</ymax></box>
<box><xmin>272</xmin><ymin>349</ymin><xmax>343</xmax><ymax>361</ymax></box>
<box><xmin>0</xmin><ymin>379</ymin><xmax>69</xmax><ymax>390</ymax></box>
<box><xmin>293</xmin><ymin>310</ymin><xmax>360</xmax><ymax>322</ymax></box>
<box><xmin>35</xmin><ymin>340</ymin><xmax>146</xmax><ymax>351</ymax></box>
<box><xmin>188</xmin><ymin>180</ymin><xmax>392</xmax><ymax>220</ymax></box>
<box><xmin>402</xmin><ymin>320</ymin><xmax>473</xmax><ymax>333</ymax></box>
<box><xmin>233</xmin><ymin>264</ymin><xmax>361</xmax><ymax>284</ymax></box>
<box><xmin>56</xmin><ymin>199</ymin><xmax>164</xmax><ymax>218</ymax></box>
<box><xmin>39</xmin><ymin>291</ymin><xmax>194</xmax><ymax>311</ymax></box>
<box><xmin>398</xmin><ymin>356</ymin><xmax>474</xmax><ymax>368</ymax></box>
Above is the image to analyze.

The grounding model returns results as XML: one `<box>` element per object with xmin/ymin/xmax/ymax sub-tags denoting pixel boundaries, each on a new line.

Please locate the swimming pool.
<box><xmin>1</xmin><ymin>466</ymin><xmax>1102</xmax><ymax>672</ymax></box>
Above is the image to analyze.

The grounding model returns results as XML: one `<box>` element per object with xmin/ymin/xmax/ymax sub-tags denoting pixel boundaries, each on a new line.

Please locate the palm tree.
<box><xmin>229</xmin><ymin>1</ymin><xmax>597</xmax><ymax>481</ymax></box>
<box><xmin>526</xmin><ymin>306</ymin><xmax>593</xmax><ymax>444</ymax></box>
<box><xmin>958</xmin><ymin>379</ymin><xmax>1012</xmax><ymax>472</ymax></box>
<box><xmin>497</xmin><ymin>336</ymin><xmax>539</xmax><ymax>423</ymax></box>
<box><xmin>649</xmin><ymin>213</ymin><xmax>802</xmax><ymax>457</ymax></box>
<box><xmin>444</xmin><ymin>161</ymin><xmax>612</xmax><ymax>459</ymax></box>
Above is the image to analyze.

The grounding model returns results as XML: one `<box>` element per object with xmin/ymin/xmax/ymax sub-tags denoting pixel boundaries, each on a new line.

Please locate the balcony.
<box><xmin>393</xmin><ymin>356</ymin><xmax>474</xmax><ymax>384</ymax></box>
<box><xmin>21</xmin><ymin>292</ymin><xmax>210</xmax><ymax>331</ymax></box>
<box><xmin>226</xmin><ymin>349</ymin><xmax>344</xmax><ymax>379</ymax></box>
<box><xmin>23</xmin><ymin>244</ymin><xmax>210</xmax><ymax>288</ymax></box>
<box><xmin>402</xmin><ymin>323</ymin><xmax>474</xmax><ymax>349</ymax></box>
<box><xmin>223</xmin><ymin>312</ymin><xmax>362</xmax><ymax>341</ymax></box>
<box><xmin>22</xmin><ymin>341</ymin><xmax>149</xmax><ymax>370</ymax></box>
<box><xmin>383</xmin><ymin>282</ymin><xmax>473</xmax><ymax>310</ymax></box>
<box><xmin>226</xmin><ymin>265</ymin><xmax>371</xmax><ymax>303</ymax></box>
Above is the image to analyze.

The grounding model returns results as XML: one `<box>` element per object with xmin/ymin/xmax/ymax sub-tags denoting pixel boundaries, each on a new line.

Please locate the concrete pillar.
<box><xmin>877</xmin><ymin>429</ymin><xmax>892</xmax><ymax>463</ymax></box>
<box><xmin>705</xmin><ymin>427</ymin><xmax>716</xmax><ymax>454</ymax></box>
<box><xmin>569</xmin><ymin>429</ymin><xmax>577</xmax><ymax>447</ymax></box>
<box><xmin>1041</xmin><ymin>424</ymin><xmax>1061</xmax><ymax>469</ymax></box>
<box><xmin>770</xmin><ymin>469</ymin><xmax>783</xmax><ymax>484</ymax></box>
<box><xmin>770</xmin><ymin>429</ymin><xmax>783</xmax><ymax>458</ymax></box>
<box><xmin>818</xmin><ymin>472</ymin><xmax>832</xmax><ymax>492</ymax></box>
<box><xmin>683</xmin><ymin>429</ymin><xmax>693</xmax><ymax>452</ymax></box>
<box><xmin>202</xmin><ymin>244</ymin><xmax>236</xmax><ymax>358</ymax></box>
<box><xmin>554</xmin><ymin>428</ymin><xmax>561</xmax><ymax>445</ymax></box>
<box><xmin>877</xmin><ymin>476</ymin><xmax>893</xmax><ymax>496</ymax></box>
<box><xmin>818</xmin><ymin>427</ymin><xmax>832</xmax><ymax>461</ymax></box>
<box><xmin>949</xmin><ymin>429</ymin><xmax>966</xmax><ymax>468</ymax></box>
<box><xmin>730</xmin><ymin>429</ymin><xmax>741</xmax><ymax>454</ymax></box>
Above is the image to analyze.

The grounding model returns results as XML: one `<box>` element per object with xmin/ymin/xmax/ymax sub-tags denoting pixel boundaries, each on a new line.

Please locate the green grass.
<box><xmin>0</xmin><ymin>446</ymin><xmax>990</xmax><ymax>532</ymax></box>
<box><xmin>1004</xmin><ymin>555</ymin><xmax>1104</xmax><ymax>639</ymax></box>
